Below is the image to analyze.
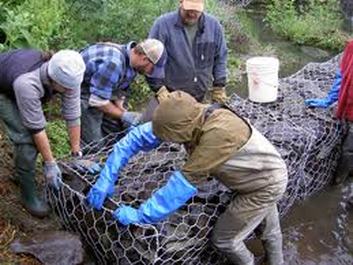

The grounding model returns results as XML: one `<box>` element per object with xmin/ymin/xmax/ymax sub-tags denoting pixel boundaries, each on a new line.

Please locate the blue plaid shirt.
<box><xmin>80</xmin><ymin>42</ymin><xmax>137</xmax><ymax>100</ymax></box>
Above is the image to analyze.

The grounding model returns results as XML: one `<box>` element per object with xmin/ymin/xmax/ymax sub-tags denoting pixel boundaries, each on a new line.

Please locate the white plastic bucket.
<box><xmin>246</xmin><ymin>57</ymin><xmax>279</xmax><ymax>103</ymax></box>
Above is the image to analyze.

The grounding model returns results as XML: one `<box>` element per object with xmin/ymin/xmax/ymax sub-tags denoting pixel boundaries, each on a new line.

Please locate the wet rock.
<box><xmin>10</xmin><ymin>231</ymin><xmax>84</xmax><ymax>265</ymax></box>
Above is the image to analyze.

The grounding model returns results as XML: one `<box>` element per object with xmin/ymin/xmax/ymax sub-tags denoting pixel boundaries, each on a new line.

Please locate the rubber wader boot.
<box><xmin>334</xmin><ymin>155</ymin><xmax>353</xmax><ymax>184</ymax></box>
<box><xmin>16</xmin><ymin>144</ymin><xmax>50</xmax><ymax>218</ymax></box>
<box><xmin>334</xmin><ymin>129</ymin><xmax>353</xmax><ymax>185</ymax></box>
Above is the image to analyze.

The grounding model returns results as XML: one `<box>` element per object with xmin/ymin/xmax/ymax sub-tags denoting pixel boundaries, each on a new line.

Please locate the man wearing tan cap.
<box><xmin>80</xmin><ymin>39</ymin><xmax>166</xmax><ymax>147</ymax></box>
<box><xmin>147</xmin><ymin>0</ymin><xmax>228</xmax><ymax>103</ymax></box>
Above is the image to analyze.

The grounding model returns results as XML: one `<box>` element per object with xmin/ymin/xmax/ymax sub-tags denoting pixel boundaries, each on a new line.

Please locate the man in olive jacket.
<box><xmin>87</xmin><ymin>88</ymin><xmax>288</xmax><ymax>265</ymax></box>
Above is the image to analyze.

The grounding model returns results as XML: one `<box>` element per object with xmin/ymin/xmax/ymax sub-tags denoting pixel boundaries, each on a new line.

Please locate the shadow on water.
<box><xmin>281</xmin><ymin>181</ymin><xmax>353</xmax><ymax>265</ymax></box>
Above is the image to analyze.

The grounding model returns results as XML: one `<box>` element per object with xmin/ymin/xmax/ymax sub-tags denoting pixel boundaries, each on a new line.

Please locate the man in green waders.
<box><xmin>87</xmin><ymin>88</ymin><xmax>288</xmax><ymax>265</ymax></box>
<box><xmin>0</xmin><ymin>49</ymin><xmax>99</xmax><ymax>218</ymax></box>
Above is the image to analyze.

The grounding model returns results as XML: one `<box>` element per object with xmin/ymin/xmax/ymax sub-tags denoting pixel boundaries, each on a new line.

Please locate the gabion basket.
<box><xmin>47</xmin><ymin>55</ymin><xmax>346</xmax><ymax>264</ymax></box>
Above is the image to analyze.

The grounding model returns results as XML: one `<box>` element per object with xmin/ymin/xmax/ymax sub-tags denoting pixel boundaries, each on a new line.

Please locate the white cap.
<box><xmin>48</xmin><ymin>50</ymin><xmax>86</xmax><ymax>90</ymax></box>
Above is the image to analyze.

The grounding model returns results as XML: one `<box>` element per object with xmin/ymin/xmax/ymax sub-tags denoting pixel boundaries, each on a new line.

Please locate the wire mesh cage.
<box><xmin>49</xmin><ymin>140</ymin><xmax>232</xmax><ymax>265</ymax></box>
<box><xmin>47</xmin><ymin>55</ymin><xmax>347</xmax><ymax>264</ymax></box>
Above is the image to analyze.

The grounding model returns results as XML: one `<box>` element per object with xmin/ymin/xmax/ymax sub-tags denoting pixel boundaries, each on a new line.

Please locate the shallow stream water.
<box><xmin>282</xmin><ymin>182</ymin><xmax>353</xmax><ymax>264</ymax></box>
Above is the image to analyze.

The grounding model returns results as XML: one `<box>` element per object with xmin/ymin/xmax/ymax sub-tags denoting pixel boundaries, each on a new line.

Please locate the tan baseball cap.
<box><xmin>140</xmin><ymin>39</ymin><xmax>166</xmax><ymax>79</ymax></box>
<box><xmin>181</xmin><ymin>0</ymin><xmax>204</xmax><ymax>12</ymax></box>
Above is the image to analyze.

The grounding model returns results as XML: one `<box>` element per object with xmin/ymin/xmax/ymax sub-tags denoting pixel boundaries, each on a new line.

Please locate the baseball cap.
<box><xmin>181</xmin><ymin>0</ymin><xmax>204</xmax><ymax>12</ymax></box>
<box><xmin>140</xmin><ymin>39</ymin><xmax>166</xmax><ymax>79</ymax></box>
<box><xmin>48</xmin><ymin>50</ymin><xmax>86</xmax><ymax>90</ymax></box>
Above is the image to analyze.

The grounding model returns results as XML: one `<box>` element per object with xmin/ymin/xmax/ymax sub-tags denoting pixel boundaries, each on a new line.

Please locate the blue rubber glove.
<box><xmin>44</xmin><ymin>161</ymin><xmax>62</xmax><ymax>190</ymax></box>
<box><xmin>87</xmin><ymin>122</ymin><xmax>161</xmax><ymax>210</ymax></box>
<box><xmin>121</xmin><ymin>111</ymin><xmax>142</xmax><ymax>127</ymax></box>
<box><xmin>305</xmin><ymin>69</ymin><xmax>342</xmax><ymax>108</ymax></box>
<box><xmin>114</xmin><ymin>171</ymin><xmax>198</xmax><ymax>225</ymax></box>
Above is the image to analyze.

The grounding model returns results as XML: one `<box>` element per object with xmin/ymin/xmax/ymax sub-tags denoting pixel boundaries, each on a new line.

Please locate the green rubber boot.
<box><xmin>16</xmin><ymin>144</ymin><xmax>50</xmax><ymax>218</ymax></box>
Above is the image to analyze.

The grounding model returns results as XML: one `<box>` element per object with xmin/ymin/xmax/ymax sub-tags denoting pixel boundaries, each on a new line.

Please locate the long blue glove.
<box><xmin>305</xmin><ymin>69</ymin><xmax>342</xmax><ymax>108</ymax></box>
<box><xmin>87</xmin><ymin>122</ymin><xmax>161</xmax><ymax>210</ymax></box>
<box><xmin>114</xmin><ymin>171</ymin><xmax>198</xmax><ymax>225</ymax></box>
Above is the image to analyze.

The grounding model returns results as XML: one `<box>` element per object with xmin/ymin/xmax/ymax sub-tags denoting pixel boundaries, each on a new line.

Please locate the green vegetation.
<box><xmin>0</xmin><ymin>0</ymin><xmax>67</xmax><ymax>51</ymax></box>
<box><xmin>0</xmin><ymin>0</ymin><xmax>177</xmax><ymax>51</ymax></box>
<box><xmin>266</xmin><ymin>0</ymin><xmax>348</xmax><ymax>51</ymax></box>
<box><xmin>45</xmin><ymin>119</ymin><xmax>70</xmax><ymax>159</ymax></box>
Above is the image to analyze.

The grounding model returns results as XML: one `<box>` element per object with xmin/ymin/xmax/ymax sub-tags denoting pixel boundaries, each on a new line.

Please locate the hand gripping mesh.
<box><xmin>47</xmin><ymin>56</ymin><xmax>347</xmax><ymax>264</ymax></box>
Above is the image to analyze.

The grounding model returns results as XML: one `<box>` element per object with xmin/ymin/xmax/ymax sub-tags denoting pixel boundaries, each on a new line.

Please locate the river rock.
<box><xmin>10</xmin><ymin>231</ymin><xmax>84</xmax><ymax>265</ymax></box>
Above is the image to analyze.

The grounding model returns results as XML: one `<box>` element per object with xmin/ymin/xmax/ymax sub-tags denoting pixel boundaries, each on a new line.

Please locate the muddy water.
<box><xmin>282</xmin><ymin>182</ymin><xmax>353</xmax><ymax>264</ymax></box>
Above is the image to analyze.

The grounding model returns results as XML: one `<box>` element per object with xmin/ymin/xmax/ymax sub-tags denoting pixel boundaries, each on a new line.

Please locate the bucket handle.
<box><xmin>251</xmin><ymin>74</ymin><xmax>278</xmax><ymax>89</ymax></box>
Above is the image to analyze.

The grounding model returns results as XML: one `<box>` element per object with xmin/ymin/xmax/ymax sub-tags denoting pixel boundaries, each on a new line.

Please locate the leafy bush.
<box><xmin>266</xmin><ymin>0</ymin><xmax>348</xmax><ymax>51</ymax></box>
<box><xmin>61</xmin><ymin>0</ymin><xmax>176</xmax><ymax>45</ymax></box>
<box><xmin>128</xmin><ymin>77</ymin><xmax>152</xmax><ymax>110</ymax></box>
<box><xmin>98</xmin><ymin>0</ymin><xmax>175</xmax><ymax>42</ymax></box>
<box><xmin>0</xmin><ymin>0</ymin><xmax>67</xmax><ymax>50</ymax></box>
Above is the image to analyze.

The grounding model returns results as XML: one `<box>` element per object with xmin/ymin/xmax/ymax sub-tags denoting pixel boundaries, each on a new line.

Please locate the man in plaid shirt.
<box><xmin>80</xmin><ymin>39</ymin><xmax>166</xmax><ymax>147</ymax></box>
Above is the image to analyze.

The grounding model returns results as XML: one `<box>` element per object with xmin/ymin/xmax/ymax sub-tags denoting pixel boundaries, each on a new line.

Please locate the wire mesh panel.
<box><xmin>47</xmin><ymin>56</ymin><xmax>346</xmax><ymax>264</ymax></box>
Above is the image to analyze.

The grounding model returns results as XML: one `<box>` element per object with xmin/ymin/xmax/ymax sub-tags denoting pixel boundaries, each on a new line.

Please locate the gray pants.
<box><xmin>0</xmin><ymin>94</ymin><xmax>38</xmax><ymax>182</ymax></box>
<box><xmin>80</xmin><ymin>99</ymin><xmax>125</xmax><ymax>149</ymax></box>
<box><xmin>212</xmin><ymin>181</ymin><xmax>286</xmax><ymax>265</ymax></box>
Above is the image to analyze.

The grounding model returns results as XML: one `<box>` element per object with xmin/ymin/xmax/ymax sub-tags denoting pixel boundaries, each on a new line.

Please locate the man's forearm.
<box><xmin>97</xmin><ymin>102</ymin><xmax>125</xmax><ymax>119</ymax></box>
<box><xmin>68</xmin><ymin>124</ymin><xmax>81</xmax><ymax>153</ymax></box>
<box><xmin>32</xmin><ymin>130</ymin><xmax>55</xmax><ymax>162</ymax></box>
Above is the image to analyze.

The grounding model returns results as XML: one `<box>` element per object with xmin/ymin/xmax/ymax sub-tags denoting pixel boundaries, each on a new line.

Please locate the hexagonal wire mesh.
<box><xmin>47</xmin><ymin>55</ymin><xmax>347</xmax><ymax>264</ymax></box>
